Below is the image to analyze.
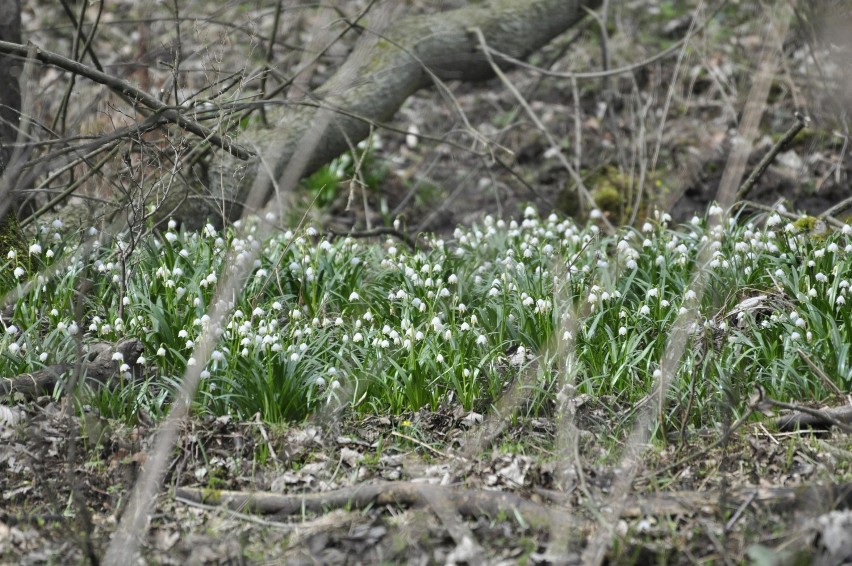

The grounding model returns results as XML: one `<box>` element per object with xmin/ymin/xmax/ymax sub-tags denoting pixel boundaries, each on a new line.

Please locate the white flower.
<box><xmin>29</xmin><ymin>243</ymin><xmax>42</xmax><ymax>255</ymax></box>
<box><xmin>436</xmin><ymin>354</ymin><xmax>444</xmax><ymax>363</ymax></box>
<box><xmin>111</xmin><ymin>352</ymin><xmax>124</xmax><ymax>362</ymax></box>
<box><xmin>13</xmin><ymin>266</ymin><xmax>25</xmax><ymax>278</ymax></box>
<box><xmin>157</xmin><ymin>347</ymin><xmax>167</xmax><ymax>356</ymax></box>
<box><xmin>790</xmin><ymin>332</ymin><xmax>801</xmax><ymax>341</ymax></box>
<box><xmin>349</xmin><ymin>291</ymin><xmax>360</xmax><ymax>301</ymax></box>
<box><xmin>639</xmin><ymin>305</ymin><xmax>651</xmax><ymax>316</ymax></box>
<box><xmin>619</xmin><ymin>326</ymin><xmax>627</xmax><ymax>336</ymax></box>
<box><xmin>187</xmin><ymin>357</ymin><xmax>196</xmax><ymax>366</ymax></box>
<box><xmin>708</xmin><ymin>204</ymin><xmax>723</xmax><ymax>216</ymax></box>
<box><xmin>476</xmin><ymin>334</ymin><xmax>487</xmax><ymax>346</ymax></box>
<box><xmin>815</xmin><ymin>273</ymin><xmax>827</xmax><ymax>283</ymax></box>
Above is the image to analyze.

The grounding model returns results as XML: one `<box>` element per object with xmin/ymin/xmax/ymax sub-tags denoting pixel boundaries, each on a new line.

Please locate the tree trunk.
<box><xmin>202</xmin><ymin>0</ymin><xmax>601</xmax><ymax>223</ymax></box>
<box><xmin>0</xmin><ymin>0</ymin><xmax>24</xmax><ymax>258</ymax></box>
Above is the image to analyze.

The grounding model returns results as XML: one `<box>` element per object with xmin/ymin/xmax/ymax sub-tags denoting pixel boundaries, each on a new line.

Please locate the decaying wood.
<box><xmin>176</xmin><ymin>481</ymin><xmax>852</xmax><ymax>527</ymax></box>
<box><xmin>775</xmin><ymin>405</ymin><xmax>852</xmax><ymax>432</ymax></box>
<box><xmin>176</xmin><ymin>481</ymin><xmax>584</xmax><ymax>530</ymax></box>
<box><xmin>0</xmin><ymin>338</ymin><xmax>143</xmax><ymax>401</ymax></box>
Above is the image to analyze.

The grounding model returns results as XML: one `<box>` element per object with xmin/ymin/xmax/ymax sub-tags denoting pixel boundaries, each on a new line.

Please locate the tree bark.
<box><xmin>206</xmin><ymin>0</ymin><xmax>601</xmax><ymax>222</ymax></box>
<box><xmin>0</xmin><ymin>0</ymin><xmax>24</xmax><ymax>257</ymax></box>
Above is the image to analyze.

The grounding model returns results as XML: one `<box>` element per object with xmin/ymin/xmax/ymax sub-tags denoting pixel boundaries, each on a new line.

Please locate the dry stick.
<box><xmin>581</xmin><ymin>6</ymin><xmax>792</xmax><ymax>564</ymax></box>
<box><xmin>390</xmin><ymin>431</ymin><xmax>454</xmax><ymax>460</ymax></box>
<box><xmin>758</xmin><ymin>387</ymin><xmax>852</xmax><ymax>434</ymax></box>
<box><xmin>257</xmin><ymin>0</ymin><xmax>284</xmax><ymax>122</ymax></box>
<box><xmin>0</xmin><ymin>40</ymin><xmax>252</xmax><ymax>160</ymax></box>
<box><xmin>57</xmin><ymin>0</ymin><xmax>105</xmax><ymax>72</ymax></box>
<box><xmin>820</xmin><ymin>193</ymin><xmax>852</xmax><ymax>222</ymax></box>
<box><xmin>797</xmin><ymin>349</ymin><xmax>845</xmax><ymax>398</ymax></box>
<box><xmin>175</xmin><ymin>480</ymin><xmax>852</xmax><ymax>525</ymax></box>
<box><xmin>735</xmin><ymin>114</ymin><xmax>807</xmax><ymax>201</ymax></box>
<box><xmin>327</xmin><ymin>226</ymin><xmax>418</xmax><ymax>251</ymax></box>
<box><xmin>174</xmin><ymin>482</ymin><xmax>585</xmax><ymax>531</ymax></box>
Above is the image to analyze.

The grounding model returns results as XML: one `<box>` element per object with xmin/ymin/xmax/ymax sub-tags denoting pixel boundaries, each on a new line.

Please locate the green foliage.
<box><xmin>302</xmin><ymin>139</ymin><xmax>388</xmax><ymax>208</ymax></box>
<box><xmin>2</xmin><ymin>206</ymin><xmax>851</xmax><ymax>437</ymax></box>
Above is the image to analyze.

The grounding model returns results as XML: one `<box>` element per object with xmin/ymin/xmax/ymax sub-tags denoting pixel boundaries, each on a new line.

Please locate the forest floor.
<box><xmin>3</xmin><ymin>395</ymin><xmax>852</xmax><ymax>564</ymax></box>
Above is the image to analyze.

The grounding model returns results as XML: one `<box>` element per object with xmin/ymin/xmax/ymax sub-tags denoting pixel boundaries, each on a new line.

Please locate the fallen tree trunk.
<box><xmin>206</xmin><ymin>0</ymin><xmax>601</xmax><ymax>222</ymax></box>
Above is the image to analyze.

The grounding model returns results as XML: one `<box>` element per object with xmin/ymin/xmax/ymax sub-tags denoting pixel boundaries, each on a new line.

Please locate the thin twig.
<box><xmin>0</xmin><ymin>40</ymin><xmax>253</xmax><ymax>160</ymax></box>
<box><xmin>798</xmin><ymin>349</ymin><xmax>844</xmax><ymax>398</ymax></box>
<box><xmin>327</xmin><ymin>226</ymin><xmax>419</xmax><ymax>250</ymax></box>
<box><xmin>736</xmin><ymin>113</ymin><xmax>808</xmax><ymax>201</ymax></box>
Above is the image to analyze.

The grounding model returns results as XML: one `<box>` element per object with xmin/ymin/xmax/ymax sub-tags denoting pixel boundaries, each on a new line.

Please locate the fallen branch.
<box><xmin>752</xmin><ymin>385</ymin><xmax>852</xmax><ymax>433</ymax></box>
<box><xmin>176</xmin><ymin>480</ymin><xmax>852</xmax><ymax>524</ymax></box>
<box><xmin>775</xmin><ymin>405</ymin><xmax>852</xmax><ymax>432</ymax></box>
<box><xmin>175</xmin><ymin>481</ymin><xmax>584</xmax><ymax>530</ymax></box>
<box><xmin>0</xmin><ymin>338</ymin><xmax>143</xmax><ymax>401</ymax></box>
<box><xmin>736</xmin><ymin>113</ymin><xmax>808</xmax><ymax>201</ymax></box>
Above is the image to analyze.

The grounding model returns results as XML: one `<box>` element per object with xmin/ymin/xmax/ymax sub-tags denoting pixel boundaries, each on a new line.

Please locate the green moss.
<box><xmin>792</xmin><ymin>215</ymin><xmax>829</xmax><ymax>242</ymax></box>
<box><xmin>792</xmin><ymin>215</ymin><xmax>817</xmax><ymax>233</ymax></box>
<box><xmin>557</xmin><ymin>167</ymin><xmax>633</xmax><ymax>222</ymax></box>
<box><xmin>592</xmin><ymin>184</ymin><xmax>623</xmax><ymax>216</ymax></box>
